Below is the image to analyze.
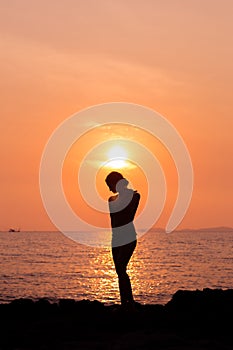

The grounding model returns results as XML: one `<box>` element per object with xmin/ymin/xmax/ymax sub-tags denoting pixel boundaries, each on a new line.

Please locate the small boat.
<box><xmin>8</xmin><ymin>228</ymin><xmax>20</xmax><ymax>232</ymax></box>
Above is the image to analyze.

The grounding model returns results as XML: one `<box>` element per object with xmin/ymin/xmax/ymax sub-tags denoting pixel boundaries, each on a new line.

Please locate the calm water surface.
<box><xmin>0</xmin><ymin>230</ymin><xmax>233</xmax><ymax>305</ymax></box>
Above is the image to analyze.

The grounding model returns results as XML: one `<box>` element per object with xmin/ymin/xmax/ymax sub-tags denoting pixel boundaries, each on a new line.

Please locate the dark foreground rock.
<box><xmin>0</xmin><ymin>289</ymin><xmax>233</xmax><ymax>350</ymax></box>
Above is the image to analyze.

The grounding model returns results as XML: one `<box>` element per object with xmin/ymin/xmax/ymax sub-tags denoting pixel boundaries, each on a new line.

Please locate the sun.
<box><xmin>105</xmin><ymin>159</ymin><xmax>129</xmax><ymax>169</ymax></box>
<box><xmin>107</xmin><ymin>145</ymin><xmax>127</xmax><ymax>159</ymax></box>
<box><xmin>105</xmin><ymin>145</ymin><xmax>129</xmax><ymax>169</ymax></box>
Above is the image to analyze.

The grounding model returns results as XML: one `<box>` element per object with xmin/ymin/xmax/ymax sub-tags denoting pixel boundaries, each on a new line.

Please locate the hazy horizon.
<box><xmin>2</xmin><ymin>226</ymin><xmax>233</xmax><ymax>233</ymax></box>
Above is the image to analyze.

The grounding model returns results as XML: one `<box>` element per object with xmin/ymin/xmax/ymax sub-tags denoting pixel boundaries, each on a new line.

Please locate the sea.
<box><xmin>0</xmin><ymin>229</ymin><xmax>233</xmax><ymax>305</ymax></box>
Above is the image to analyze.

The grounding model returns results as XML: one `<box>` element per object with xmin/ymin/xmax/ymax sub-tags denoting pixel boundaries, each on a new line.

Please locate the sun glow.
<box><xmin>106</xmin><ymin>145</ymin><xmax>129</xmax><ymax>169</ymax></box>
<box><xmin>105</xmin><ymin>159</ymin><xmax>130</xmax><ymax>169</ymax></box>
<box><xmin>107</xmin><ymin>145</ymin><xmax>128</xmax><ymax>159</ymax></box>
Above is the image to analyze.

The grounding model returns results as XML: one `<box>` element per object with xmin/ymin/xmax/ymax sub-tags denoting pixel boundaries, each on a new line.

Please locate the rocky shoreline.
<box><xmin>1</xmin><ymin>288</ymin><xmax>233</xmax><ymax>349</ymax></box>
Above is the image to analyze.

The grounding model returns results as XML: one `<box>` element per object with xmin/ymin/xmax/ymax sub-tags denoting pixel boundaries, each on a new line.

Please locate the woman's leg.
<box><xmin>112</xmin><ymin>240</ymin><xmax>137</xmax><ymax>305</ymax></box>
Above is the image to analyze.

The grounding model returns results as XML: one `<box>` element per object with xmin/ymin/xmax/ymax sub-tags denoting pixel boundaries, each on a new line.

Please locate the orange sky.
<box><xmin>0</xmin><ymin>0</ymin><xmax>232</xmax><ymax>231</ymax></box>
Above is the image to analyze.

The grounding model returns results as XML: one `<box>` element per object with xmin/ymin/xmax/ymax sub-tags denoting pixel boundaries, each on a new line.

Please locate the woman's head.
<box><xmin>105</xmin><ymin>171</ymin><xmax>128</xmax><ymax>193</ymax></box>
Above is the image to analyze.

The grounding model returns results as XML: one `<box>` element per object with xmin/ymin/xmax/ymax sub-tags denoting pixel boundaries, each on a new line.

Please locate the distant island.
<box><xmin>149</xmin><ymin>226</ymin><xmax>233</xmax><ymax>233</ymax></box>
<box><xmin>180</xmin><ymin>226</ymin><xmax>233</xmax><ymax>232</ymax></box>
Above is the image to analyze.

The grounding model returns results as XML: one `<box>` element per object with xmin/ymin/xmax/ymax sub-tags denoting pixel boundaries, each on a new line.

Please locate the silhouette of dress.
<box><xmin>108</xmin><ymin>187</ymin><xmax>140</xmax><ymax>306</ymax></box>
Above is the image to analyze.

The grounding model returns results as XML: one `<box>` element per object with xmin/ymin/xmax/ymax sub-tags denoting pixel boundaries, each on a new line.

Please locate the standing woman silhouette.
<box><xmin>105</xmin><ymin>171</ymin><xmax>140</xmax><ymax>308</ymax></box>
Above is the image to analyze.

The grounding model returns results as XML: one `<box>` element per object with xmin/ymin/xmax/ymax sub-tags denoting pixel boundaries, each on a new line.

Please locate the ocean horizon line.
<box><xmin>1</xmin><ymin>226</ymin><xmax>233</xmax><ymax>233</ymax></box>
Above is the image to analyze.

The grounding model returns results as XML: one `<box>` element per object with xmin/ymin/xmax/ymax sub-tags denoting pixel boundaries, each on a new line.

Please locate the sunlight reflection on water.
<box><xmin>0</xmin><ymin>230</ymin><xmax>233</xmax><ymax>304</ymax></box>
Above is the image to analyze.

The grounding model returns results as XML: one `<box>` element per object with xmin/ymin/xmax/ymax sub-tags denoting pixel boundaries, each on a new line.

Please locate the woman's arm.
<box><xmin>109</xmin><ymin>191</ymin><xmax>140</xmax><ymax>228</ymax></box>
